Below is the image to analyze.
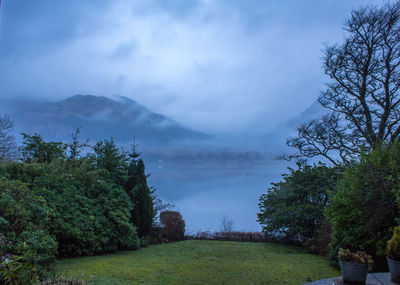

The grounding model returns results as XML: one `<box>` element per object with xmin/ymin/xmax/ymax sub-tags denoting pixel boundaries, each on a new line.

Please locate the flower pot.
<box><xmin>339</xmin><ymin>259</ymin><xmax>369</xmax><ymax>285</ymax></box>
<box><xmin>387</xmin><ymin>257</ymin><xmax>400</xmax><ymax>283</ymax></box>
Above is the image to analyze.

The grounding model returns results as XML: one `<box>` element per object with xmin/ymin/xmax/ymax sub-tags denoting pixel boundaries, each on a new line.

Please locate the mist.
<box><xmin>0</xmin><ymin>0</ymin><xmax>387</xmax><ymax>232</ymax></box>
<box><xmin>0</xmin><ymin>0</ymin><xmax>384</xmax><ymax>135</ymax></box>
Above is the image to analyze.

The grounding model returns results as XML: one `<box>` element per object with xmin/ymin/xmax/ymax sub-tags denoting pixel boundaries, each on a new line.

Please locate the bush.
<box><xmin>258</xmin><ymin>164</ymin><xmax>342</xmax><ymax>243</ymax></box>
<box><xmin>387</xmin><ymin>226</ymin><xmax>400</xmax><ymax>262</ymax></box>
<box><xmin>303</xmin><ymin>220</ymin><xmax>332</xmax><ymax>256</ymax></box>
<box><xmin>0</xmin><ymin>178</ymin><xmax>57</xmax><ymax>283</ymax></box>
<box><xmin>160</xmin><ymin>211</ymin><xmax>185</xmax><ymax>242</ymax></box>
<box><xmin>0</xmin><ymin>235</ymin><xmax>23</xmax><ymax>284</ymax></box>
<box><xmin>1</xmin><ymin>161</ymin><xmax>140</xmax><ymax>257</ymax></box>
<box><xmin>0</xmin><ymin>133</ymin><xmax>157</xmax><ymax>282</ymax></box>
<box><xmin>327</xmin><ymin>143</ymin><xmax>400</xmax><ymax>270</ymax></box>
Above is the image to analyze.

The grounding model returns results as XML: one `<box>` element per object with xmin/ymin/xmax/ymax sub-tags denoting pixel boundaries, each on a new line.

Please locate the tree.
<box><xmin>288</xmin><ymin>3</ymin><xmax>400</xmax><ymax>164</ymax></box>
<box><xmin>93</xmin><ymin>138</ymin><xmax>128</xmax><ymax>184</ymax></box>
<box><xmin>152</xmin><ymin>193</ymin><xmax>174</xmax><ymax>224</ymax></box>
<box><xmin>67</xmin><ymin>128</ymin><xmax>89</xmax><ymax>161</ymax></box>
<box><xmin>258</xmin><ymin>164</ymin><xmax>342</xmax><ymax>242</ymax></box>
<box><xmin>125</xmin><ymin>146</ymin><xmax>154</xmax><ymax>237</ymax></box>
<box><xmin>219</xmin><ymin>214</ymin><xmax>234</xmax><ymax>233</ymax></box>
<box><xmin>0</xmin><ymin>114</ymin><xmax>16</xmax><ymax>161</ymax></box>
<box><xmin>326</xmin><ymin>143</ymin><xmax>400</xmax><ymax>270</ymax></box>
<box><xmin>19</xmin><ymin>133</ymin><xmax>66</xmax><ymax>163</ymax></box>
<box><xmin>160</xmin><ymin>211</ymin><xmax>185</xmax><ymax>242</ymax></box>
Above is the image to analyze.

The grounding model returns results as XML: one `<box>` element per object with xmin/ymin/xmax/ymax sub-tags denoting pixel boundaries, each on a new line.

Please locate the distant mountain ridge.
<box><xmin>281</xmin><ymin>101</ymin><xmax>328</xmax><ymax>129</ymax></box>
<box><xmin>1</xmin><ymin>95</ymin><xmax>207</xmax><ymax>144</ymax></box>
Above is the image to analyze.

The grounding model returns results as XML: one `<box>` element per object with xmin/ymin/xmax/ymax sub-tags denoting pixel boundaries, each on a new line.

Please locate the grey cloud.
<box><xmin>130</xmin><ymin>0</ymin><xmax>202</xmax><ymax>18</ymax></box>
<box><xmin>0</xmin><ymin>0</ymin><xmax>388</xmax><ymax>135</ymax></box>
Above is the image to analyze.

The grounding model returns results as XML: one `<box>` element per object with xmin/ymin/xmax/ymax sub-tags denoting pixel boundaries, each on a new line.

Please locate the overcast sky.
<box><xmin>0</xmin><ymin>0</ymin><xmax>386</xmax><ymax>135</ymax></box>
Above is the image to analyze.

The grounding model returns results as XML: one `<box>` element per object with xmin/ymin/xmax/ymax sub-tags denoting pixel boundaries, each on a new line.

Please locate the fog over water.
<box><xmin>146</xmin><ymin>157</ymin><xmax>289</xmax><ymax>232</ymax></box>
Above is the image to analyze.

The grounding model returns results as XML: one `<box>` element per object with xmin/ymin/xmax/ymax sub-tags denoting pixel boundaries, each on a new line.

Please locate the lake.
<box><xmin>146</xmin><ymin>156</ymin><xmax>289</xmax><ymax>233</ymax></box>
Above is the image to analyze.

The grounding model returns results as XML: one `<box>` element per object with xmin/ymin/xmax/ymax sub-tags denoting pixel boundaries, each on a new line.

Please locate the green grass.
<box><xmin>56</xmin><ymin>240</ymin><xmax>339</xmax><ymax>285</ymax></box>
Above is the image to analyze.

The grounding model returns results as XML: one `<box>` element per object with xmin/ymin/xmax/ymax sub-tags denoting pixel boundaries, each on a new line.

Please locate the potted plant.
<box><xmin>338</xmin><ymin>248</ymin><xmax>373</xmax><ymax>285</ymax></box>
<box><xmin>387</xmin><ymin>226</ymin><xmax>400</xmax><ymax>283</ymax></box>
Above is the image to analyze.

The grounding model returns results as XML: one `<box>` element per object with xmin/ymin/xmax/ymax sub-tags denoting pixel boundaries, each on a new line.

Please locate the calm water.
<box><xmin>146</xmin><ymin>158</ymin><xmax>289</xmax><ymax>233</ymax></box>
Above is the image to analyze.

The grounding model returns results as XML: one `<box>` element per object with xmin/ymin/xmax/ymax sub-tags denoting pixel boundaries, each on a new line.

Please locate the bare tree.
<box><xmin>0</xmin><ymin>114</ymin><xmax>16</xmax><ymax>161</ymax></box>
<box><xmin>288</xmin><ymin>3</ymin><xmax>400</xmax><ymax>164</ymax></box>
<box><xmin>219</xmin><ymin>214</ymin><xmax>234</xmax><ymax>233</ymax></box>
<box><xmin>151</xmin><ymin>189</ymin><xmax>175</xmax><ymax>225</ymax></box>
<box><xmin>67</xmin><ymin>128</ymin><xmax>90</xmax><ymax>160</ymax></box>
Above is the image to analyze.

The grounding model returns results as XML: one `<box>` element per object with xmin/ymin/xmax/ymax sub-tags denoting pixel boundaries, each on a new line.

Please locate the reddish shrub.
<box><xmin>303</xmin><ymin>221</ymin><xmax>332</xmax><ymax>256</ymax></box>
<box><xmin>159</xmin><ymin>211</ymin><xmax>185</xmax><ymax>242</ymax></box>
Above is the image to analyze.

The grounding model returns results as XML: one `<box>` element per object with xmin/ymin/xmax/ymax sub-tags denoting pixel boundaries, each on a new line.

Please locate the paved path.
<box><xmin>305</xmin><ymin>273</ymin><xmax>397</xmax><ymax>285</ymax></box>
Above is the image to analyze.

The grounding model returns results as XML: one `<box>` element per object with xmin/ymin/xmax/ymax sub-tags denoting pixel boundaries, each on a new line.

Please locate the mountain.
<box><xmin>281</xmin><ymin>101</ymin><xmax>328</xmax><ymax>129</ymax></box>
<box><xmin>1</xmin><ymin>95</ymin><xmax>207</xmax><ymax>145</ymax></box>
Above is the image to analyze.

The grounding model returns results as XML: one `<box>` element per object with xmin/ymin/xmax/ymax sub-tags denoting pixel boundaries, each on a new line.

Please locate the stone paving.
<box><xmin>305</xmin><ymin>273</ymin><xmax>397</xmax><ymax>285</ymax></box>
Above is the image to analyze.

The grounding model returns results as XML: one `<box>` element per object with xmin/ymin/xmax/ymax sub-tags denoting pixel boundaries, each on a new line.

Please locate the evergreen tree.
<box><xmin>125</xmin><ymin>145</ymin><xmax>154</xmax><ymax>237</ymax></box>
<box><xmin>93</xmin><ymin>138</ymin><xmax>128</xmax><ymax>185</ymax></box>
<box><xmin>19</xmin><ymin>133</ymin><xmax>66</xmax><ymax>163</ymax></box>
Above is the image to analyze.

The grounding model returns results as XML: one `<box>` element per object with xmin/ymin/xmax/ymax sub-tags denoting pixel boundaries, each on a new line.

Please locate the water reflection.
<box><xmin>146</xmin><ymin>158</ymin><xmax>289</xmax><ymax>233</ymax></box>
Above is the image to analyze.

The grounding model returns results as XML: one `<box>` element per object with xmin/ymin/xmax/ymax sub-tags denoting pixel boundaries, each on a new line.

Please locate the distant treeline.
<box><xmin>145</xmin><ymin>149</ymin><xmax>265</xmax><ymax>163</ymax></box>
<box><xmin>186</xmin><ymin>231</ymin><xmax>270</xmax><ymax>243</ymax></box>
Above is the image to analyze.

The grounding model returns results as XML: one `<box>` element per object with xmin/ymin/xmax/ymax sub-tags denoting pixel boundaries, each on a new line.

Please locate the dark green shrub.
<box><xmin>258</xmin><ymin>164</ymin><xmax>342</xmax><ymax>243</ymax></box>
<box><xmin>28</xmin><ymin>161</ymin><xmax>139</xmax><ymax>256</ymax></box>
<box><xmin>0</xmin><ymin>234</ymin><xmax>24</xmax><ymax>284</ymax></box>
<box><xmin>0</xmin><ymin>178</ymin><xmax>57</xmax><ymax>283</ymax></box>
<box><xmin>327</xmin><ymin>143</ymin><xmax>400</xmax><ymax>270</ymax></box>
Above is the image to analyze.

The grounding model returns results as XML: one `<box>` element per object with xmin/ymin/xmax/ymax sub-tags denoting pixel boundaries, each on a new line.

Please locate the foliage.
<box><xmin>92</xmin><ymin>138</ymin><xmax>127</xmax><ymax>185</ymax></box>
<box><xmin>338</xmin><ymin>248</ymin><xmax>373</xmax><ymax>270</ymax></box>
<box><xmin>0</xmin><ymin>231</ymin><xmax>58</xmax><ymax>284</ymax></box>
<box><xmin>387</xmin><ymin>226</ymin><xmax>400</xmax><ymax>262</ymax></box>
<box><xmin>0</xmin><ymin>235</ymin><xmax>23</xmax><ymax>284</ymax></box>
<box><xmin>303</xmin><ymin>220</ymin><xmax>332</xmax><ymax>256</ymax></box>
<box><xmin>258</xmin><ymin>164</ymin><xmax>342</xmax><ymax>243</ymax></box>
<box><xmin>19</xmin><ymin>133</ymin><xmax>66</xmax><ymax>163</ymax></box>
<box><xmin>0</xmin><ymin>132</ymin><xmax>157</xmax><ymax>282</ymax></box>
<box><xmin>2</xmin><ymin>158</ymin><xmax>140</xmax><ymax>256</ymax></box>
<box><xmin>326</xmin><ymin>143</ymin><xmax>400</xmax><ymax>270</ymax></box>
<box><xmin>160</xmin><ymin>211</ymin><xmax>185</xmax><ymax>242</ymax></box>
<box><xmin>287</xmin><ymin>2</ymin><xmax>400</xmax><ymax>165</ymax></box>
<box><xmin>0</xmin><ymin>177</ymin><xmax>57</xmax><ymax>283</ymax></box>
<box><xmin>125</xmin><ymin>150</ymin><xmax>154</xmax><ymax>237</ymax></box>
<box><xmin>56</xmin><ymin>240</ymin><xmax>339</xmax><ymax>285</ymax></box>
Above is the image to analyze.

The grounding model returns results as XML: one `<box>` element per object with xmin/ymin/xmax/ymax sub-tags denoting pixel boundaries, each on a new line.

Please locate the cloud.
<box><xmin>0</xmin><ymin>0</ymin><xmax>385</xmax><ymax>135</ymax></box>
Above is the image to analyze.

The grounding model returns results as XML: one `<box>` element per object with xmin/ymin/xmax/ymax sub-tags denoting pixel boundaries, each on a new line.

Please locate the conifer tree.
<box><xmin>125</xmin><ymin>145</ymin><xmax>154</xmax><ymax>237</ymax></box>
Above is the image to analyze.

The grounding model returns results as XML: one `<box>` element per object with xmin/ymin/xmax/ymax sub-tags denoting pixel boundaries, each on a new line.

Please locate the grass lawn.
<box><xmin>56</xmin><ymin>240</ymin><xmax>339</xmax><ymax>285</ymax></box>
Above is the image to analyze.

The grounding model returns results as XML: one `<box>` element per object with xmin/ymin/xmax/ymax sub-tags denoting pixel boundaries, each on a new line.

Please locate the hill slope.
<box><xmin>1</xmin><ymin>95</ymin><xmax>206</xmax><ymax>144</ymax></box>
